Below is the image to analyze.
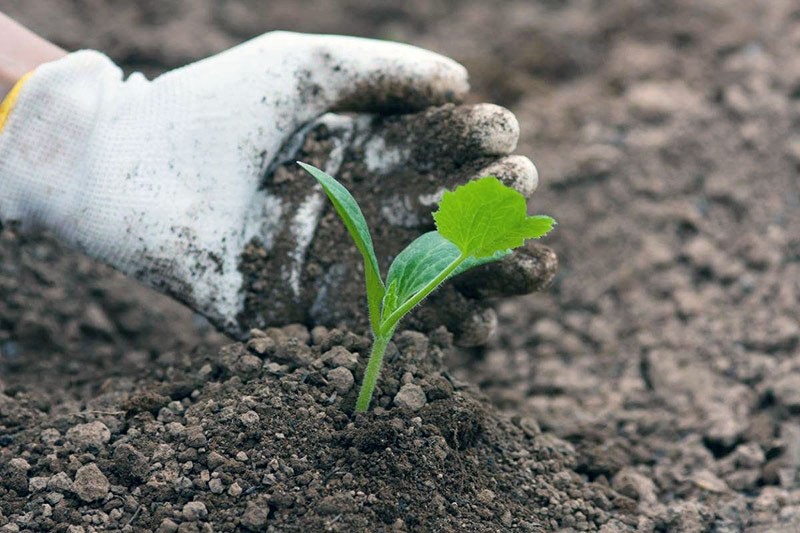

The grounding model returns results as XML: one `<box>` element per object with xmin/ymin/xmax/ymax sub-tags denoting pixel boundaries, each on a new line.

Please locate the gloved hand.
<box><xmin>0</xmin><ymin>31</ymin><xmax>556</xmax><ymax>344</ymax></box>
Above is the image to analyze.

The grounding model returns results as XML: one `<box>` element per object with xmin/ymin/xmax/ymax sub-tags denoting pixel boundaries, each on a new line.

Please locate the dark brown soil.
<box><xmin>0</xmin><ymin>323</ymin><xmax>626</xmax><ymax>531</ymax></box>
<box><xmin>2</xmin><ymin>1</ymin><xmax>800</xmax><ymax>532</ymax></box>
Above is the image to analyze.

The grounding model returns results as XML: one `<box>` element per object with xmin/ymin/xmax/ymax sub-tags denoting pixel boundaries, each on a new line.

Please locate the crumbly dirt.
<box><xmin>0</xmin><ymin>324</ymin><xmax>629</xmax><ymax>531</ymax></box>
<box><xmin>3</xmin><ymin>0</ymin><xmax>800</xmax><ymax>531</ymax></box>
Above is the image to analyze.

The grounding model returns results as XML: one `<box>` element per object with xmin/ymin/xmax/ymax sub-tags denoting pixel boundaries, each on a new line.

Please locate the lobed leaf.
<box><xmin>433</xmin><ymin>176</ymin><xmax>555</xmax><ymax>259</ymax></box>
<box><xmin>298</xmin><ymin>162</ymin><xmax>385</xmax><ymax>330</ymax></box>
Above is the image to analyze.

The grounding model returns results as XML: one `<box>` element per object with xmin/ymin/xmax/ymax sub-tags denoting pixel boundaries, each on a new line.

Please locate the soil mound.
<box><xmin>0</xmin><ymin>325</ymin><xmax>626</xmax><ymax>531</ymax></box>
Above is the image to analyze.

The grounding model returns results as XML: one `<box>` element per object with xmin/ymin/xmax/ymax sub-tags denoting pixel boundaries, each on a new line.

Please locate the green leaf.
<box><xmin>383</xmin><ymin>231</ymin><xmax>508</xmax><ymax>318</ymax></box>
<box><xmin>433</xmin><ymin>176</ymin><xmax>555</xmax><ymax>259</ymax></box>
<box><xmin>298</xmin><ymin>162</ymin><xmax>385</xmax><ymax>331</ymax></box>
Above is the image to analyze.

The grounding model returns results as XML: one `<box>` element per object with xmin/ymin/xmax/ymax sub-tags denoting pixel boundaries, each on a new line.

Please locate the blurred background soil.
<box><xmin>2</xmin><ymin>1</ymin><xmax>800</xmax><ymax>531</ymax></box>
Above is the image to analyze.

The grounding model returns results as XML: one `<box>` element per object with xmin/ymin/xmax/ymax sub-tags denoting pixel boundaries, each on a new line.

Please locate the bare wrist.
<box><xmin>1</xmin><ymin>57</ymin><xmax>31</xmax><ymax>98</ymax></box>
<box><xmin>0</xmin><ymin>13</ymin><xmax>67</xmax><ymax>99</ymax></box>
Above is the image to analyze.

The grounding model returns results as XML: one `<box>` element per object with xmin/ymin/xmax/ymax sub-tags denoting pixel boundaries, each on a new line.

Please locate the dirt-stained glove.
<box><xmin>247</xmin><ymin>107</ymin><xmax>557</xmax><ymax>346</ymax></box>
<box><xmin>0</xmin><ymin>31</ymin><xmax>556</xmax><ymax>344</ymax></box>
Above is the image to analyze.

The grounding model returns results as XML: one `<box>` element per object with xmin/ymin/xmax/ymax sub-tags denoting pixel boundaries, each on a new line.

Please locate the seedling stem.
<box><xmin>355</xmin><ymin>331</ymin><xmax>393</xmax><ymax>412</ymax></box>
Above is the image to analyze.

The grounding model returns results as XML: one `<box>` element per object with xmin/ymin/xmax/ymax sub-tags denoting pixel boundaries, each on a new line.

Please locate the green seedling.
<box><xmin>298</xmin><ymin>162</ymin><xmax>555</xmax><ymax>412</ymax></box>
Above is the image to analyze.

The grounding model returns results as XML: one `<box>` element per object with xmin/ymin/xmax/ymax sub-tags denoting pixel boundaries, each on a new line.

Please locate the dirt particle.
<box><xmin>246</xmin><ymin>336</ymin><xmax>275</xmax><ymax>355</ymax></box>
<box><xmin>208</xmin><ymin>478</ymin><xmax>224</xmax><ymax>494</ymax></box>
<box><xmin>28</xmin><ymin>476</ymin><xmax>48</xmax><ymax>492</ymax></box>
<box><xmin>326</xmin><ymin>366</ymin><xmax>355</xmax><ymax>394</ymax></box>
<box><xmin>421</xmin><ymin>375</ymin><xmax>454</xmax><ymax>401</ymax></box>
<box><xmin>206</xmin><ymin>451</ymin><xmax>227</xmax><ymax>471</ymax></box>
<box><xmin>477</xmin><ymin>488</ymin><xmax>496</xmax><ymax>504</ymax></box>
<box><xmin>239</xmin><ymin>410</ymin><xmax>260</xmax><ymax>426</ymax></box>
<box><xmin>626</xmin><ymin>81</ymin><xmax>701</xmax><ymax>122</ymax></box>
<box><xmin>768</xmin><ymin>374</ymin><xmax>800</xmax><ymax>412</ymax></box>
<box><xmin>47</xmin><ymin>472</ymin><xmax>73</xmax><ymax>493</ymax></box>
<box><xmin>157</xmin><ymin>518</ymin><xmax>179</xmax><ymax>533</ymax></box>
<box><xmin>611</xmin><ymin>467</ymin><xmax>657</xmax><ymax>504</ymax></box>
<box><xmin>271</xmin><ymin>340</ymin><xmax>313</xmax><ymax>367</ymax></box>
<box><xmin>182</xmin><ymin>501</ymin><xmax>208</xmax><ymax>521</ymax></box>
<box><xmin>232</xmin><ymin>354</ymin><xmax>263</xmax><ymax>379</ymax></box>
<box><xmin>227</xmin><ymin>482</ymin><xmax>243</xmax><ymax>497</ymax></box>
<box><xmin>81</xmin><ymin>303</ymin><xmax>115</xmax><ymax>337</ymax></box>
<box><xmin>123</xmin><ymin>390</ymin><xmax>170</xmax><ymax>416</ymax></box>
<box><xmin>691</xmin><ymin>470</ymin><xmax>730</xmax><ymax>493</ymax></box>
<box><xmin>393</xmin><ymin>383</ymin><xmax>427</xmax><ymax>411</ymax></box>
<box><xmin>183</xmin><ymin>426</ymin><xmax>207</xmax><ymax>448</ymax></box>
<box><xmin>8</xmin><ymin>457</ymin><xmax>30</xmax><ymax>471</ymax></box>
<box><xmin>72</xmin><ymin>463</ymin><xmax>109</xmax><ymax>502</ymax></box>
<box><xmin>240</xmin><ymin>498</ymin><xmax>270</xmax><ymax>530</ymax></box>
<box><xmin>321</xmin><ymin>346</ymin><xmax>359</xmax><ymax>370</ymax></box>
<box><xmin>112</xmin><ymin>443</ymin><xmax>148</xmax><ymax>482</ymax></box>
<box><xmin>66</xmin><ymin>421</ymin><xmax>111</xmax><ymax>451</ymax></box>
<box><xmin>4</xmin><ymin>458</ymin><xmax>30</xmax><ymax>494</ymax></box>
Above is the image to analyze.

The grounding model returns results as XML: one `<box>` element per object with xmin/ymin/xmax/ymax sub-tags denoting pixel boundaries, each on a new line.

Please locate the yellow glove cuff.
<box><xmin>0</xmin><ymin>72</ymin><xmax>33</xmax><ymax>133</ymax></box>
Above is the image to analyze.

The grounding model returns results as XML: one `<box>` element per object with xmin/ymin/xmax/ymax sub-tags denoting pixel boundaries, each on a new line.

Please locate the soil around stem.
<box><xmin>0</xmin><ymin>325</ymin><xmax>628</xmax><ymax>531</ymax></box>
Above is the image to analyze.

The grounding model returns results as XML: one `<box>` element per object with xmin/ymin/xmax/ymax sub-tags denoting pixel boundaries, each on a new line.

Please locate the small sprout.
<box><xmin>299</xmin><ymin>162</ymin><xmax>555</xmax><ymax>412</ymax></box>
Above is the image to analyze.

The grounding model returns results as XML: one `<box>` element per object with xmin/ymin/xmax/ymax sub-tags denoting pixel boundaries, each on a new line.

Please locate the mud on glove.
<box><xmin>0</xmin><ymin>32</ymin><xmax>553</xmax><ymax>344</ymax></box>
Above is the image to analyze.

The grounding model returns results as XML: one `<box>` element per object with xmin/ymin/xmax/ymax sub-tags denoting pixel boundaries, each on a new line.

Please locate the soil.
<box><xmin>0</xmin><ymin>323</ymin><xmax>626</xmax><ymax>531</ymax></box>
<box><xmin>2</xmin><ymin>1</ymin><xmax>800</xmax><ymax>532</ymax></box>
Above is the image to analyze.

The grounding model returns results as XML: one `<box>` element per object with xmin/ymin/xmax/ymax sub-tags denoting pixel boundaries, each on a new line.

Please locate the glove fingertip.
<box><xmin>331</xmin><ymin>52</ymin><xmax>469</xmax><ymax>114</ymax></box>
<box><xmin>455</xmin><ymin>243</ymin><xmax>558</xmax><ymax>299</ymax></box>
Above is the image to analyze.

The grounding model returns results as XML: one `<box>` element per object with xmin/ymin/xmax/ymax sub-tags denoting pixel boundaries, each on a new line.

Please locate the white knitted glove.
<box><xmin>0</xmin><ymin>32</ymin><xmax>554</xmax><ymax>343</ymax></box>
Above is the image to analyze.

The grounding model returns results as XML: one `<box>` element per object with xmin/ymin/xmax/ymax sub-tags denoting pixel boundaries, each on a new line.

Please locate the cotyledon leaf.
<box><xmin>383</xmin><ymin>231</ymin><xmax>508</xmax><ymax>319</ymax></box>
<box><xmin>297</xmin><ymin>162</ymin><xmax>385</xmax><ymax>331</ymax></box>
<box><xmin>433</xmin><ymin>176</ymin><xmax>555</xmax><ymax>259</ymax></box>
